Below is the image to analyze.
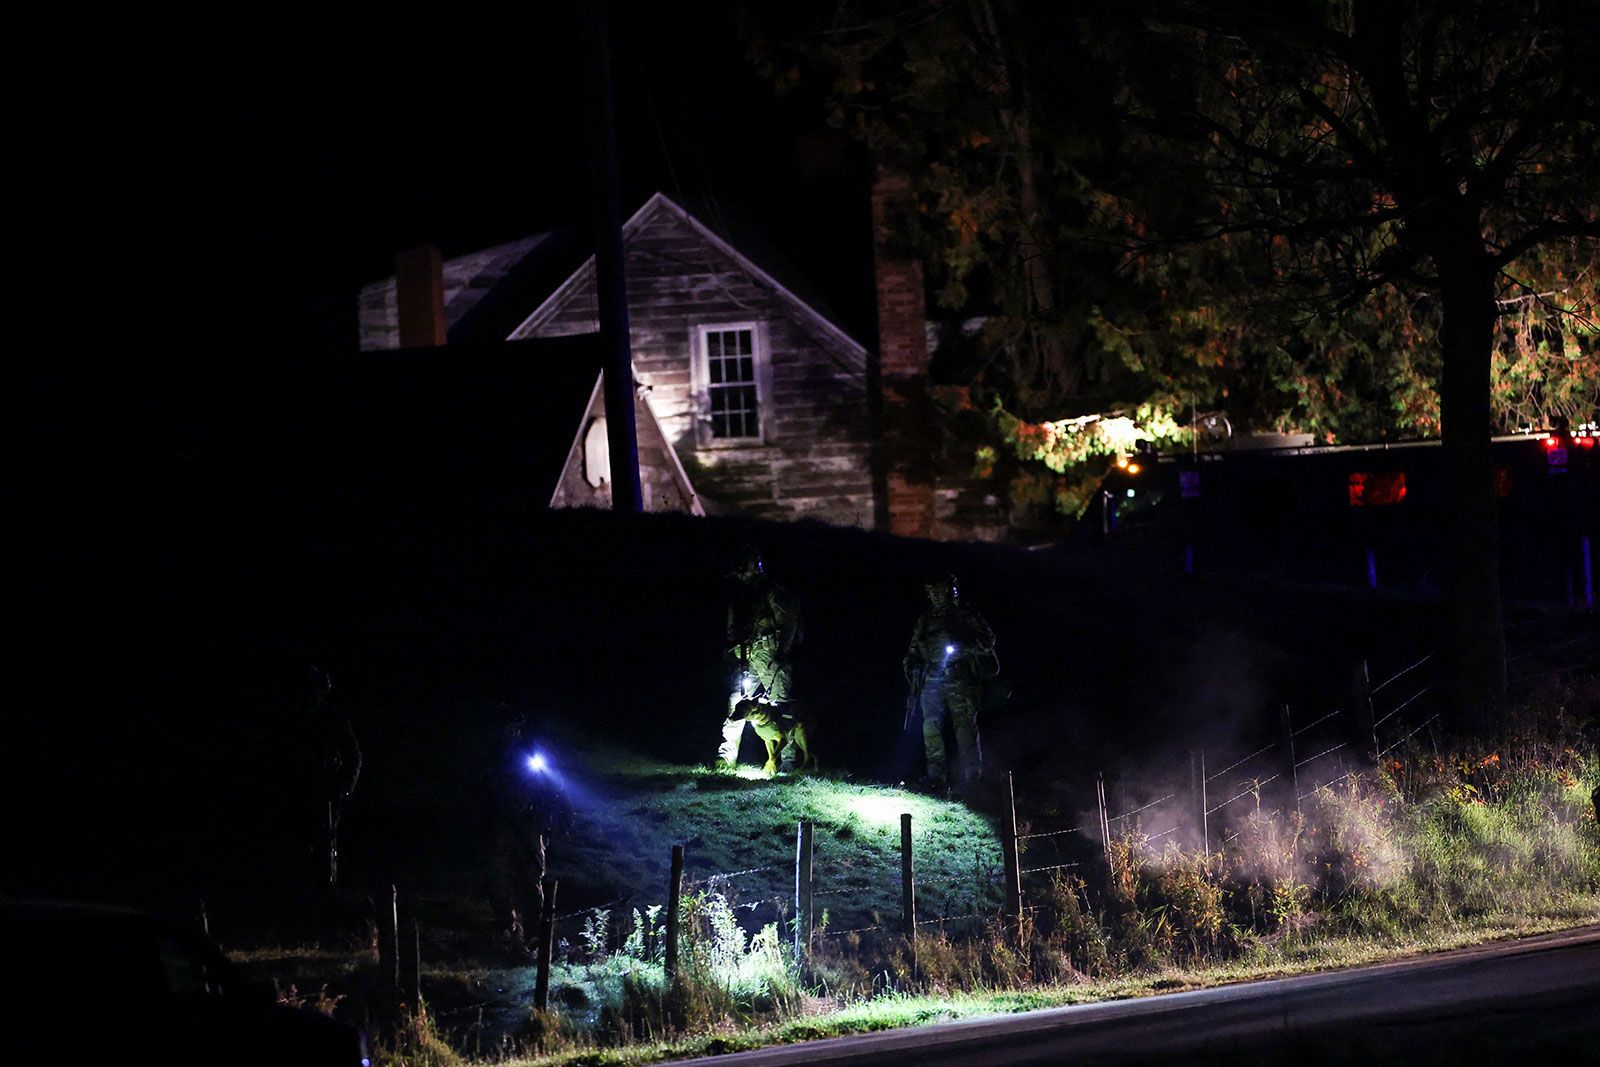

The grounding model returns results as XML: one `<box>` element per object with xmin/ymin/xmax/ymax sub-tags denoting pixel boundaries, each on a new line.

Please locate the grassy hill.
<box><xmin>232</xmin><ymin>744</ymin><xmax>1003</xmax><ymax>1054</ymax></box>
<box><xmin>553</xmin><ymin>750</ymin><xmax>1004</xmax><ymax>936</ymax></box>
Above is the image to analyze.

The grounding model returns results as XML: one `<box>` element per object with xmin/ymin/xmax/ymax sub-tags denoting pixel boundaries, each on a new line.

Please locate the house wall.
<box><xmin>516</xmin><ymin>203</ymin><xmax>877</xmax><ymax>529</ymax></box>
<box><xmin>551</xmin><ymin>379</ymin><xmax>698</xmax><ymax>514</ymax></box>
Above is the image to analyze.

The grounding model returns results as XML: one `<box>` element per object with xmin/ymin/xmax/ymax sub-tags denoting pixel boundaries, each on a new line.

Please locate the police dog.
<box><xmin>728</xmin><ymin>698</ymin><xmax>814</xmax><ymax>776</ymax></box>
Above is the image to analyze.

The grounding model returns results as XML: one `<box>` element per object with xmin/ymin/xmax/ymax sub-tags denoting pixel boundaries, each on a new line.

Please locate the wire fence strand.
<box><xmin>1292</xmin><ymin>706</ymin><xmax>1345</xmax><ymax>738</ymax></box>
<box><xmin>1373</xmin><ymin>686</ymin><xmax>1431</xmax><ymax>729</ymax></box>
<box><xmin>819</xmin><ymin>924</ymin><xmax>883</xmax><ymax>939</ymax></box>
<box><xmin>1206</xmin><ymin>773</ymin><xmax>1280</xmax><ymax>816</ymax></box>
<box><xmin>1377</xmin><ymin>714</ymin><xmax>1443</xmax><ymax>759</ymax></box>
<box><xmin>916</xmin><ymin>910</ymin><xmax>991</xmax><ymax>928</ymax></box>
<box><xmin>553</xmin><ymin>895</ymin><xmax>633</xmax><ymax>924</ymax></box>
<box><xmin>1295</xmin><ymin>741</ymin><xmax>1347</xmax><ymax>771</ymax></box>
<box><xmin>1109</xmin><ymin>792</ymin><xmax>1178</xmax><ymax>823</ymax></box>
<box><xmin>1019</xmin><ymin>862</ymin><xmax>1081</xmax><ymax>875</ymax></box>
<box><xmin>705</xmin><ymin>865</ymin><xmax>774</xmax><ymax>882</ymax></box>
<box><xmin>1298</xmin><ymin>770</ymin><xmax>1358</xmax><ymax>801</ymax></box>
<box><xmin>1370</xmin><ymin>653</ymin><xmax>1431</xmax><ymax>695</ymax></box>
<box><xmin>1206</xmin><ymin>743</ymin><xmax>1279</xmax><ymax>783</ymax></box>
<box><xmin>1016</xmin><ymin>826</ymin><xmax>1085</xmax><ymax>842</ymax></box>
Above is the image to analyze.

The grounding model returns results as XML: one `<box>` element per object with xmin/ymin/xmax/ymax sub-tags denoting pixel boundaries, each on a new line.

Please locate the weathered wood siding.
<box><xmin>551</xmin><ymin>377</ymin><xmax>699</xmax><ymax>515</ymax></box>
<box><xmin>515</xmin><ymin>201</ymin><xmax>876</xmax><ymax>529</ymax></box>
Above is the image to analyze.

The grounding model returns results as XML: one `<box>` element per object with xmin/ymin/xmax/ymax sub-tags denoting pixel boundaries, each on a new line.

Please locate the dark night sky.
<box><xmin>15</xmin><ymin>4</ymin><xmax>872</xmax><ymax>361</ymax></box>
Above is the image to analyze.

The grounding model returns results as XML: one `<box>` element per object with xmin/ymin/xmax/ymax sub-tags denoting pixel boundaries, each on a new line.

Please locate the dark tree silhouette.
<box><xmin>1120</xmin><ymin>0</ymin><xmax>1600</xmax><ymax>727</ymax></box>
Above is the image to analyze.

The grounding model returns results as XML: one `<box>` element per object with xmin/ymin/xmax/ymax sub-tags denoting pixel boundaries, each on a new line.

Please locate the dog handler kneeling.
<box><xmin>720</xmin><ymin>544</ymin><xmax>802</xmax><ymax>770</ymax></box>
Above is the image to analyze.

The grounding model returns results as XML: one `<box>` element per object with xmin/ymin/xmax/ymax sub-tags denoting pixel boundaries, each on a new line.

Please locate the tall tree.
<box><xmin>753</xmin><ymin>1</ymin><xmax>1600</xmax><ymax>723</ymax></box>
<box><xmin>1121</xmin><ymin>0</ymin><xmax>1600</xmax><ymax>727</ymax></box>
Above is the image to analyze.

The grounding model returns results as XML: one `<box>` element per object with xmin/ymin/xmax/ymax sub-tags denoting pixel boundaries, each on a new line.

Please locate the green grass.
<box><xmin>469</xmin><ymin>713</ymin><xmax>1600</xmax><ymax>1065</ymax></box>
<box><xmin>496</xmin><ymin>903</ymin><xmax>1600</xmax><ymax>1067</ymax></box>
<box><xmin>240</xmin><ymin>693</ymin><xmax>1600</xmax><ymax>1067</ymax></box>
<box><xmin>556</xmin><ymin>752</ymin><xmax>1003</xmax><ymax>933</ymax></box>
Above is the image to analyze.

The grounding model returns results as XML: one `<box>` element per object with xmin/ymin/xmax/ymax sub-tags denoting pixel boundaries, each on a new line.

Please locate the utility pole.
<box><xmin>589</xmin><ymin>0</ymin><xmax>642</xmax><ymax>512</ymax></box>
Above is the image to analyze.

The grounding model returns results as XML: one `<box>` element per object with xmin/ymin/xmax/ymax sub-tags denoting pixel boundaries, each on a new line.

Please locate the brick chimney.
<box><xmin>396</xmin><ymin>245</ymin><xmax>446</xmax><ymax>348</ymax></box>
<box><xmin>872</xmin><ymin>165</ymin><xmax>936</xmax><ymax>538</ymax></box>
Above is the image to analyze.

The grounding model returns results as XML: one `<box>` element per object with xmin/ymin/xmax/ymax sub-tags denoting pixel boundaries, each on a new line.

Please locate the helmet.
<box><xmin>731</xmin><ymin>543</ymin><xmax>765</xmax><ymax>581</ymax></box>
<box><xmin>923</xmin><ymin>571</ymin><xmax>959</xmax><ymax>602</ymax></box>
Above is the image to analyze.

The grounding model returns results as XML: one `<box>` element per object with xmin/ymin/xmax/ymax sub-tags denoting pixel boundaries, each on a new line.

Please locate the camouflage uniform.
<box><xmin>721</xmin><ymin>548</ymin><xmax>802</xmax><ymax>766</ymax></box>
<box><xmin>904</xmin><ymin>575</ymin><xmax>995</xmax><ymax>789</ymax></box>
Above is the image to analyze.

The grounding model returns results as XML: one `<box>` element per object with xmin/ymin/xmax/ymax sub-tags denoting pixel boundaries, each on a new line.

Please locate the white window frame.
<box><xmin>690</xmin><ymin>321</ymin><xmax>770</xmax><ymax>448</ymax></box>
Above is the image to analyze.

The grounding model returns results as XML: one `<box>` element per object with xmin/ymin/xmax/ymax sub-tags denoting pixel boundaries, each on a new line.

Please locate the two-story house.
<box><xmin>359</xmin><ymin>193</ymin><xmax>879</xmax><ymax>529</ymax></box>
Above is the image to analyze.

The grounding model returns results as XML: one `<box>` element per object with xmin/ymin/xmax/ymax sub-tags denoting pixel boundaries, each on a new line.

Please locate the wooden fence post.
<box><xmin>534</xmin><ymin>879</ymin><xmax>556</xmax><ymax>1011</ymax></box>
<box><xmin>399</xmin><ymin>917</ymin><xmax>422</xmax><ymax>1016</ymax></box>
<box><xmin>665</xmin><ymin>845</ymin><xmax>683</xmax><ymax>983</ymax></box>
<box><xmin>327</xmin><ymin>800</ymin><xmax>339</xmax><ymax>887</ymax></box>
<box><xmin>900</xmin><ymin>813</ymin><xmax>916</xmax><ymax>941</ymax></box>
<box><xmin>1190</xmin><ymin>751</ymin><xmax>1209</xmax><ymax>857</ymax></box>
<box><xmin>1095</xmin><ymin>773</ymin><xmax>1113</xmax><ymax>874</ymax></box>
<box><xmin>1002</xmin><ymin>772</ymin><xmax>1023</xmax><ymax>931</ymax></box>
<box><xmin>794</xmin><ymin>821</ymin><xmax>814</xmax><ymax>960</ymax></box>
<box><xmin>1282</xmin><ymin>705</ymin><xmax>1301</xmax><ymax>814</ymax></box>
<box><xmin>384</xmin><ymin>885</ymin><xmax>401</xmax><ymax>1003</ymax></box>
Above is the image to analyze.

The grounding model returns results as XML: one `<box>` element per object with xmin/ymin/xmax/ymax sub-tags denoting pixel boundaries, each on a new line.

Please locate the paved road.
<box><xmin>674</xmin><ymin>926</ymin><xmax>1600</xmax><ymax>1066</ymax></box>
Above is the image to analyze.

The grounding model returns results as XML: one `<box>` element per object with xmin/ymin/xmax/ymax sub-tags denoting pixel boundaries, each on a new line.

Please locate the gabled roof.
<box><xmin>509</xmin><ymin>194</ymin><xmax>869</xmax><ymax>369</ymax></box>
<box><xmin>359</xmin><ymin>193</ymin><xmax>868</xmax><ymax>366</ymax></box>
<box><xmin>358</xmin><ymin>231</ymin><xmax>584</xmax><ymax>351</ymax></box>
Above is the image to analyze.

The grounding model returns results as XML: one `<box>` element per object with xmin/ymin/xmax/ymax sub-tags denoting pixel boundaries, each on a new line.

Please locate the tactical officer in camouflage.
<box><xmin>904</xmin><ymin>572</ymin><xmax>995</xmax><ymax>792</ymax></box>
<box><xmin>721</xmin><ymin>545</ymin><xmax>802</xmax><ymax>768</ymax></box>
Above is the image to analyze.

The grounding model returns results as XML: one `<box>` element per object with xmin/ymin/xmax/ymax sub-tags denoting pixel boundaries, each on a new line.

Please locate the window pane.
<box><xmin>704</xmin><ymin>327</ymin><xmax>761</xmax><ymax>440</ymax></box>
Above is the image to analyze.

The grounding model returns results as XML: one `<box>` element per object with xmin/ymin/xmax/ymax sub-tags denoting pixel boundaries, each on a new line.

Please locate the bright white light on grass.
<box><xmin>731</xmin><ymin>766</ymin><xmax>767</xmax><ymax>781</ymax></box>
<box><xmin>527</xmin><ymin>752</ymin><xmax>549</xmax><ymax>773</ymax></box>
<box><xmin>844</xmin><ymin>793</ymin><xmax>910</xmax><ymax>827</ymax></box>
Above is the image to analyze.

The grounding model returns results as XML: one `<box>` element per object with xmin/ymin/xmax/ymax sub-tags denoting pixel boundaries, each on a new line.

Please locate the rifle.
<box><xmin>903</xmin><ymin>662</ymin><xmax>926</xmax><ymax>732</ymax></box>
<box><xmin>737</xmin><ymin>643</ymin><xmax>753</xmax><ymax>695</ymax></box>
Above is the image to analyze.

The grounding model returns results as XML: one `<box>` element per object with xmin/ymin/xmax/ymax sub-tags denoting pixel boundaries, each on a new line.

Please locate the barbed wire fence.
<box><xmin>598</xmin><ymin>650</ymin><xmax>1477</xmax><ymax>969</ymax></box>
<box><xmin>530</xmin><ymin>619</ymin><xmax>1593</xmax><ymax>992</ymax></box>
<box><xmin>990</xmin><ymin>651</ymin><xmax>1460</xmax><ymax>920</ymax></box>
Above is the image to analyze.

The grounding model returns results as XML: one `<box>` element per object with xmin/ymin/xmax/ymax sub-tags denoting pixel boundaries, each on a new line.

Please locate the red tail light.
<box><xmin>1349</xmin><ymin>471</ymin><xmax>1407</xmax><ymax>507</ymax></box>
